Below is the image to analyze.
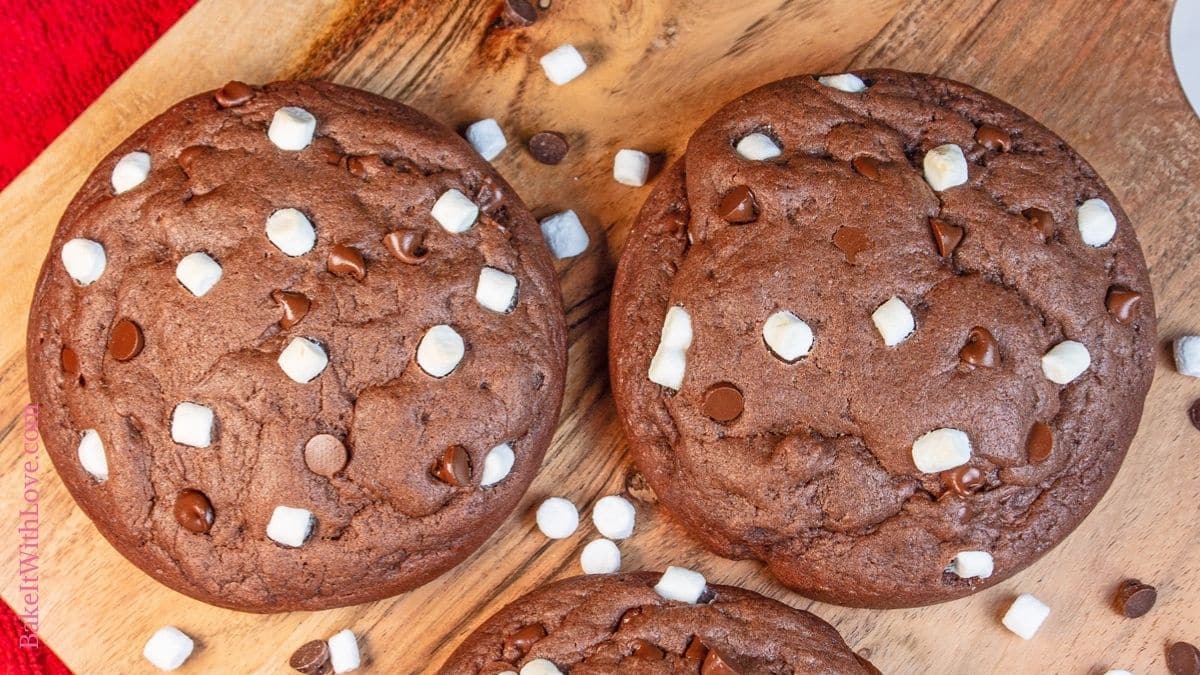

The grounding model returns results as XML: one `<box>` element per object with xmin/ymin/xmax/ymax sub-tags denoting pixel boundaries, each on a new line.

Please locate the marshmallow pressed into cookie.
<box><xmin>112</xmin><ymin>151</ymin><xmax>151</xmax><ymax>194</ymax></box>
<box><xmin>268</xmin><ymin>106</ymin><xmax>317</xmax><ymax>150</ymax></box>
<box><xmin>61</xmin><ymin>238</ymin><xmax>107</xmax><ymax>285</ymax></box>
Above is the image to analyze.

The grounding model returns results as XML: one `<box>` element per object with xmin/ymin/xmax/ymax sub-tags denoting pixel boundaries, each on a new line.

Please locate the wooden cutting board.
<box><xmin>2</xmin><ymin>0</ymin><xmax>1197</xmax><ymax>672</ymax></box>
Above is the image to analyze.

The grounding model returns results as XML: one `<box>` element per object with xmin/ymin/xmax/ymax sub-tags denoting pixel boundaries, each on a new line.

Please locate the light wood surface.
<box><xmin>2</xmin><ymin>0</ymin><xmax>1197</xmax><ymax>672</ymax></box>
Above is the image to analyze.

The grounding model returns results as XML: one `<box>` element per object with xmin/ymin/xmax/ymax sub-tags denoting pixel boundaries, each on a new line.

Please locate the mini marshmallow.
<box><xmin>950</xmin><ymin>550</ymin><xmax>994</xmax><ymax>579</ymax></box>
<box><xmin>175</xmin><ymin>252</ymin><xmax>223</xmax><ymax>297</ymax></box>
<box><xmin>328</xmin><ymin>629</ymin><xmax>361</xmax><ymax>673</ymax></box>
<box><xmin>540</xmin><ymin>44</ymin><xmax>587</xmax><ymax>85</ymax></box>
<box><xmin>77</xmin><ymin>429</ymin><xmax>108</xmax><ymax>481</ymax></box>
<box><xmin>481</xmin><ymin>442</ymin><xmax>515</xmax><ymax>487</ymax></box>
<box><xmin>1041</xmin><ymin>340</ymin><xmax>1091</xmax><ymax>384</ymax></box>
<box><xmin>735</xmin><ymin>132</ymin><xmax>782</xmax><ymax>160</ymax></box>
<box><xmin>431</xmin><ymin>188</ymin><xmax>479</xmax><ymax>234</ymax></box>
<box><xmin>465</xmin><ymin>118</ymin><xmax>507</xmax><ymax>161</ymax></box>
<box><xmin>580</xmin><ymin>538</ymin><xmax>621</xmax><ymax>574</ymax></box>
<box><xmin>143</xmin><ymin>626</ymin><xmax>194</xmax><ymax>671</ymax></box>
<box><xmin>654</xmin><ymin>565</ymin><xmax>707</xmax><ymax>603</ymax></box>
<box><xmin>658</xmin><ymin>305</ymin><xmax>693</xmax><ymax>350</ymax></box>
<box><xmin>536</xmin><ymin>497</ymin><xmax>579</xmax><ymax>539</ymax></box>
<box><xmin>1077</xmin><ymin>198</ymin><xmax>1117</xmax><ymax>247</ymax></box>
<box><xmin>648</xmin><ymin>306</ymin><xmax>693</xmax><ymax>390</ymax></box>
<box><xmin>539</xmin><ymin>209</ymin><xmax>589</xmax><ymax>259</ymax></box>
<box><xmin>613</xmin><ymin>149</ymin><xmax>651</xmax><ymax>187</ymax></box>
<box><xmin>266</xmin><ymin>208</ymin><xmax>317</xmax><ymax>256</ymax></box>
<box><xmin>267</xmin><ymin>505</ymin><xmax>315</xmax><ymax>547</ymax></box>
<box><xmin>112</xmin><ymin>151</ymin><xmax>151</xmax><ymax>194</ymax></box>
<box><xmin>912</xmin><ymin>428</ymin><xmax>972</xmax><ymax>473</ymax></box>
<box><xmin>417</xmin><ymin>324</ymin><xmax>465</xmax><ymax>377</ymax></box>
<box><xmin>268</xmin><ymin>106</ymin><xmax>317</xmax><ymax>150</ymax></box>
<box><xmin>171</xmin><ymin>402</ymin><xmax>214</xmax><ymax>448</ymax></box>
<box><xmin>1174</xmin><ymin>335</ymin><xmax>1200</xmax><ymax>377</ymax></box>
<box><xmin>475</xmin><ymin>267</ymin><xmax>518</xmax><ymax>313</ymax></box>
<box><xmin>520</xmin><ymin>660</ymin><xmax>563</xmax><ymax>675</ymax></box>
<box><xmin>817</xmin><ymin>73</ymin><xmax>867</xmax><ymax>93</ymax></box>
<box><xmin>923</xmin><ymin>143</ymin><xmax>969</xmax><ymax>191</ymax></box>
<box><xmin>1002</xmin><ymin>593</ymin><xmax>1051</xmax><ymax>640</ymax></box>
<box><xmin>872</xmin><ymin>296</ymin><xmax>915</xmax><ymax>346</ymax></box>
<box><xmin>763</xmin><ymin>310</ymin><xmax>814</xmax><ymax>362</ymax></box>
<box><xmin>61</xmin><ymin>238</ymin><xmax>107</xmax><ymax>285</ymax></box>
<box><xmin>592</xmin><ymin>495</ymin><xmax>636</xmax><ymax>540</ymax></box>
<box><xmin>278</xmin><ymin>337</ymin><xmax>328</xmax><ymax>383</ymax></box>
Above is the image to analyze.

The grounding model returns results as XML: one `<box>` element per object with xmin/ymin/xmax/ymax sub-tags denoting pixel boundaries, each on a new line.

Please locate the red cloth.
<box><xmin>0</xmin><ymin>1</ymin><xmax>194</xmax><ymax>671</ymax></box>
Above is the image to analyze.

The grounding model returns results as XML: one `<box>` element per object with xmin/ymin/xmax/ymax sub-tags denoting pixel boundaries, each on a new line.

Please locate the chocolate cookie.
<box><xmin>438</xmin><ymin>571</ymin><xmax>873</xmax><ymax>673</ymax></box>
<box><xmin>27</xmin><ymin>80</ymin><xmax>566</xmax><ymax>611</ymax></box>
<box><xmin>609</xmin><ymin>70</ymin><xmax>1155</xmax><ymax>608</ymax></box>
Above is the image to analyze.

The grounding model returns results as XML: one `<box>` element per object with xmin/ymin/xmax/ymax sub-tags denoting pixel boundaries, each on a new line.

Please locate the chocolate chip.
<box><xmin>702</xmin><ymin>647</ymin><xmax>743</xmax><ymax>675</ymax></box>
<box><xmin>289</xmin><ymin>639</ymin><xmax>331</xmax><ymax>674</ymax></box>
<box><xmin>214</xmin><ymin>81</ymin><xmax>255</xmax><ymax>108</ymax></box>
<box><xmin>346</xmin><ymin>154</ymin><xmax>386</xmax><ymax>179</ymax></box>
<box><xmin>1022</xmin><ymin>207</ymin><xmax>1054</xmax><ymax>239</ymax></box>
<box><xmin>528</xmin><ymin>131</ymin><xmax>569</xmax><ymax>165</ymax></box>
<box><xmin>177</xmin><ymin>145</ymin><xmax>208</xmax><ymax>173</ymax></box>
<box><xmin>1169</xmin><ymin>641</ymin><xmax>1200</xmax><ymax>675</ymax></box>
<box><xmin>851</xmin><ymin>155</ymin><xmax>881</xmax><ymax>180</ymax></box>
<box><xmin>959</xmin><ymin>326</ymin><xmax>999</xmax><ymax>368</ymax></box>
<box><xmin>975</xmin><ymin>124</ymin><xmax>1012</xmax><ymax>151</ymax></box>
<box><xmin>940</xmin><ymin>465</ymin><xmax>985</xmax><ymax>496</ymax></box>
<box><xmin>1026</xmin><ymin>422</ymin><xmax>1053</xmax><ymax>464</ymax></box>
<box><xmin>684</xmin><ymin>636</ymin><xmax>709</xmax><ymax>667</ymax></box>
<box><xmin>271</xmin><ymin>290</ymin><xmax>311</xmax><ymax>329</ymax></box>
<box><xmin>1190</xmin><ymin>399</ymin><xmax>1200</xmax><ymax>432</ymax></box>
<box><xmin>434</xmin><ymin>445</ymin><xmax>472</xmax><ymax>486</ymax></box>
<box><xmin>501</xmin><ymin>0</ymin><xmax>537</xmax><ymax>26</ymax></box>
<box><xmin>832</xmin><ymin>226</ymin><xmax>870</xmax><ymax>264</ymax></box>
<box><xmin>304</xmin><ymin>434</ymin><xmax>348</xmax><ymax>477</ymax></box>
<box><xmin>1105</xmin><ymin>286</ymin><xmax>1142</xmax><ymax>325</ymax></box>
<box><xmin>173</xmin><ymin>489</ymin><xmax>214</xmax><ymax>533</ymax></box>
<box><xmin>61</xmin><ymin>346</ymin><xmax>80</xmax><ymax>376</ymax></box>
<box><xmin>929</xmin><ymin>218</ymin><xmax>964</xmax><ymax>257</ymax></box>
<box><xmin>504</xmin><ymin>623</ymin><xmax>546</xmax><ymax>657</ymax></box>
<box><xmin>618</xmin><ymin>606</ymin><xmax>643</xmax><ymax>626</ymax></box>
<box><xmin>476</xmin><ymin>177</ymin><xmax>506</xmax><ymax>215</ymax></box>
<box><xmin>327</xmin><ymin>244</ymin><xmax>366</xmax><ymax>281</ymax></box>
<box><xmin>631</xmin><ymin>639</ymin><xmax>664</xmax><ymax>660</ymax></box>
<box><xmin>384</xmin><ymin>229</ymin><xmax>429</xmax><ymax>264</ymax></box>
<box><xmin>109</xmin><ymin>319</ymin><xmax>145</xmax><ymax>362</ymax></box>
<box><xmin>702</xmin><ymin>383</ymin><xmax>743</xmax><ymax>423</ymax></box>
<box><xmin>1112</xmin><ymin>579</ymin><xmax>1156</xmax><ymax>618</ymax></box>
<box><xmin>718</xmin><ymin>185</ymin><xmax>757</xmax><ymax>224</ymax></box>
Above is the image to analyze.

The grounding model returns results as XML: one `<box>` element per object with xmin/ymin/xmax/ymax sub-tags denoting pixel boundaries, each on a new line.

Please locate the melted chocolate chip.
<box><xmin>61</xmin><ymin>346</ymin><xmax>80</xmax><ymax>376</ymax></box>
<box><xmin>1105</xmin><ymin>286</ymin><xmax>1142</xmax><ymax>324</ymax></box>
<box><xmin>702</xmin><ymin>647</ymin><xmax>743</xmax><ymax>675</ymax></box>
<box><xmin>930</xmin><ymin>218</ymin><xmax>964</xmax><ymax>257</ymax></box>
<box><xmin>940</xmin><ymin>465</ymin><xmax>985</xmax><ymax>496</ymax></box>
<box><xmin>434</xmin><ymin>445</ymin><xmax>472</xmax><ymax>486</ymax></box>
<box><xmin>975</xmin><ymin>124</ymin><xmax>1012</xmax><ymax>151</ymax></box>
<box><xmin>528</xmin><ymin>131</ymin><xmax>569</xmax><ymax>165</ymax></box>
<box><xmin>1168</xmin><ymin>642</ymin><xmax>1200</xmax><ymax>675</ymax></box>
<box><xmin>176</xmin><ymin>145</ymin><xmax>208</xmax><ymax>173</ymax></box>
<box><xmin>1113</xmin><ymin>579</ymin><xmax>1156</xmax><ymax>618</ymax></box>
<box><xmin>476</xmin><ymin>178</ymin><xmax>505</xmax><ymax>214</ymax></box>
<box><xmin>1022</xmin><ymin>207</ymin><xmax>1054</xmax><ymax>239</ymax></box>
<box><xmin>618</xmin><ymin>606</ymin><xmax>643</xmax><ymax>626</ymax></box>
<box><xmin>959</xmin><ymin>326</ymin><xmax>999</xmax><ymax>368</ymax></box>
<box><xmin>174</xmin><ymin>489</ymin><xmax>214</xmax><ymax>533</ymax></box>
<box><xmin>631</xmin><ymin>639</ymin><xmax>664</xmax><ymax>660</ymax></box>
<box><xmin>384</xmin><ymin>229</ymin><xmax>429</xmax><ymax>264</ymax></box>
<box><xmin>702</xmin><ymin>383</ymin><xmax>744</xmax><ymax>423</ymax></box>
<box><xmin>271</xmin><ymin>290</ymin><xmax>311</xmax><ymax>329</ymax></box>
<box><xmin>1026</xmin><ymin>422</ymin><xmax>1053</xmax><ymax>464</ymax></box>
<box><xmin>327</xmin><ymin>244</ymin><xmax>366</xmax><ymax>281</ymax></box>
<box><xmin>346</xmin><ymin>154</ymin><xmax>386</xmax><ymax>179</ymax></box>
<box><xmin>1190</xmin><ymin>399</ymin><xmax>1200</xmax><ymax>432</ymax></box>
<box><xmin>718</xmin><ymin>185</ymin><xmax>757</xmax><ymax>224</ymax></box>
<box><xmin>502</xmin><ymin>0</ymin><xmax>538</xmax><ymax>26</ymax></box>
<box><xmin>504</xmin><ymin>623</ymin><xmax>546</xmax><ymax>657</ymax></box>
<box><xmin>109</xmin><ymin>319</ymin><xmax>145</xmax><ymax>362</ymax></box>
<box><xmin>851</xmin><ymin>155</ymin><xmax>881</xmax><ymax>180</ymax></box>
<box><xmin>289</xmin><ymin>639</ymin><xmax>331</xmax><ymax>674</ymax></box>
<box><xmin>214</xmin><ymin>81</ymin><xmax>255</xmax><ymax>108</ymax></box>
<box><xmin>304</xmin><ymin>434</ymin><xmax>348</xmax><ymax>477</ymax></box>
<box><xmin>684</xmin><ymin>636</ymin><xmax>709</xmax><ymax>667</ymax></box>
<box><xmin>832</xmin><ymin>226</ymin><xmax>870</xmax><ymax>264</ymax></box>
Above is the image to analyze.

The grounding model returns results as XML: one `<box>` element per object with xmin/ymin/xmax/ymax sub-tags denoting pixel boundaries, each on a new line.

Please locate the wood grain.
<box><xmin>1</xmin><ymin>0</ymin><xmax>1197</xmax><ymax>672</ymax></box>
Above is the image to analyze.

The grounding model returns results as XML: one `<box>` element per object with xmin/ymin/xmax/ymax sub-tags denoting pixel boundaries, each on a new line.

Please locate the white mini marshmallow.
<box><xmin>923</xmin><ymin>144</ymin><xmax>969</xmax><ymax>191</ymax></box>
<box><xmin>465</xmin><ymin>118</ymin><xmax>507</xmax><ymax>161</ymax></box>
<box><xmin>613</xmin><ymin>149</ymin><xmax>651</xmax><ymax>187</ymax></box>
<box><xmin>61</xmin><ymin>238</ymin><xmax>107</xmax><ymax>285</ymax></box>
<box><xmin>328</xmin><ymin>629</ymin><xmax>361</xmax><ymax>673</ymax></box>
<box><xmin>1002</xmin><ymin>593</ymin><xmax>1051</xmax><ymax>640</ymax></box>
<box><xmin>1077</xmin><ymin>198</ymin><xmax>1117</xmax><ymax>247</ymax></box>
<box><xmin>1041</xmin><ymin>340</ymin><xmax>1091</xmax><ymax>384</ymax></box>
<box><xmin>536</xmin><ymin>497</ymin><xmax>579</xmax><ymax>539</ymax></box>
<box><xmin>481</xmin><ymin>442</ymin><xmax>515</xmax><ymax>487</ymax></box>
<box><xmin>520</xmin><ymin>659</ymin><xmax>564</xmax><ymax>675</ymax></box>
<box><xmin>648</xmin><ymin>305</ymin><xmax>693</xmax><ymax>390</ymax></box>
<box><xmin>872</xmin><ymin>296</ymin><xmax>915</xmax><ymax>346</ymax></box>
<box><xmin>654</xmin><ymin>565</ymin><xmax>707</xmax><ymax>603</ymax></box>
<box><xmin>171</xmin><ymin>402</ymin><xmax>214</xmax><ymax>448</ymax></box>
<box><xmin>266</xmin><ymin>208</ymin><xmax>317</xmax><ymax>256</ymax></box>
<box><xmin>912</xmin><ymin>428</ymin><xmax>972</xmax><ymax>473</ymax></box>
<box><xmin>175</xmin><ymin>252</ymin><xmax>223</xmax><ymax>297</ymax></box>
<box><xmin>77</xmin><ymin>429</ymin><xmax>108</xmax><ymax>481</ymax></box>
<box><xmin>1174</xmin><ymin>335</ymin><xmax>1200</xmax><ymax>377</ymax></box>
<box><xmin>268</xmin><ymin>106</ymin><xmax>317</xmax><ymax>150</ymax></box>
<box><xmin>818</xmin><ymin>73</ymin><xmax>867</xmax><ymax>93</ymax></box>
<box><xmin>580</xmin><ymin>538</ymin><xmax>621</xmax><ymax>574</ymax></box>
<box><xmin>142</xmin><ymin>626</ymin><xmax>194</xmax><ymax>671</ymax></box>
<box><xmin>112</xmin><ymin>151</ymin><xmax>151</xmax><ymax>194</ymax></box>
<box><xmin>658</xmin><ymin>305</ymin><xmax>693</xmax><ymax>350</ymax></box>
<box><xmin>763</xmin><ymin>310</ymin><xmax>814</xmax><ymax>362</ymax></box>
<box><xmin>417</xmin><ymin>324</ymin><xmax>465</xmax><ymax>377</ymax></box>
<box><xmin>540</xmin><ymin>44</ymin><xmax>587</xmax><ymax>85</ymax></box>
<box><xmin>539</xmin><ymin>209</ymin><xmax>589</xmax><ymax>259</ymax></box>
<box><xmin>476</xmin><ymin>267</ymin><xmax>518</xmax><ymax>313</ymax></box>
<box><xmin>278</xmin><ymin>337</ymin><xmax>328</xmax><ymax>383</ymax></box>
<box><xmin>736</xmin><ymin>132</ymin><xmax>781</xmax><ymax>160</ymax></box>
<box><xmin>950</xmin><ymin>550</ymin><xmax>994</xmax><ymax>579</ymax></box>
<box><xmin>267</xmin><ymin>505</ymin><xmax>314</xmax><ymax>547</ymax></box>
<box><xmin>592</xmin><ymin>495</ymin><xmax>636</xmax><ymax>540</ymax></box>
<box><xmin>431</xmin><ymin>188</ymin><xmax>479</xmax><ymax>234</ymax></box>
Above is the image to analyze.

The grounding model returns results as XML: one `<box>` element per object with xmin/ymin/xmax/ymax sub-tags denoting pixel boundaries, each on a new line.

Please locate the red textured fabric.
<box><xmin>0</xmin><ymin>0</ymin><xmax>196</xmax><ymax>189</ymax></box>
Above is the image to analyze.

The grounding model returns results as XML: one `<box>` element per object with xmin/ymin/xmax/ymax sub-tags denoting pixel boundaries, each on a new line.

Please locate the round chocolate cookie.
<box><xmin>439</xmin><ymin>571</ymin><xmax>874</xmax><ymax>673</ymax></box>
<box><xmin>27</xmin><ymin>80</ymin><xmax>566</xmax><ymax>611</ymax></box>
<box><xmin>609</xmin><ymin>70</ymin><xmax>1155</xmax><ymax>608</ymax></box>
